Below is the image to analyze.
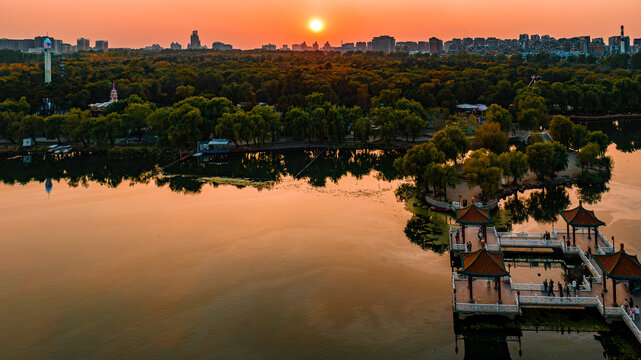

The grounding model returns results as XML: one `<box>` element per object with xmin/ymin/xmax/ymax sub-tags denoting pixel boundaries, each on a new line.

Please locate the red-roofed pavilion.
<box><xmin>460</xmin><ymin>246</ymin><xmax>509</xmax><ymax>303</ymax></box>
<box><xmin>455</xmin><ymin>205</ymin><xmax>493</xmax><ymax>244</ymax></box>
<box><xmin>559</xmin><ymin>201</ymin><xmax>605</xmax><ymax>247</ymax></box>
<box><xmin>593</xmin><ymin>244</ymin><xmax>641</xmax><ymax>306</ymax></box>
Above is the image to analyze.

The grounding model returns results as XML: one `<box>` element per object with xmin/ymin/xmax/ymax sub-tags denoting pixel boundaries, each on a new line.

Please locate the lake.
<box><xmin>1</xmin><ymin>122</ymin><xmax>641</xmax><ymax>359</ymax></box>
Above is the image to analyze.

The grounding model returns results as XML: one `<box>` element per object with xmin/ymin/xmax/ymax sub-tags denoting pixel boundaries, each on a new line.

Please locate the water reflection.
<box><xmin>585</xmin><ymin>120</ymin><xmax>641</xmax><ymax>153</ymax></box>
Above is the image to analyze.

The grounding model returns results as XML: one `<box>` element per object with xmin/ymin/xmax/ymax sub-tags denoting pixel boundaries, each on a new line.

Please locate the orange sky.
<box><xmin>2</xmin><ymin>0</ymin><xmax>640</xmax><ymax>49</ymax></box>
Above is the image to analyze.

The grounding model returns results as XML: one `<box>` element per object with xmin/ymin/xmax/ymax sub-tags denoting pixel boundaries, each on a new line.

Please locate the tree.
<box><xmin>90</xmin><ymin>113</ymin><xmax>121</xmax><ymax>148</ymax></box>
<box><xmin>394</xmin><ymin>142</ymin><xmax>446</xmax><ymax>190</ymax></box>
<box><xmin>175</xmin><ymin>85</ymin><xmax>196</xmax><ymax>100</ymax></box>
<box><xmin>462</xmin><ymin>149</ymin><xmax>503</xmax><ymax>199</ymax></box>
<box><xmin>371</xmin><ymin>106</ymin><xmax>398</xmax><ymax>144</ymax></box>
<box><xmin>515</xmin><ymin>90</ymin><xmax>547</xmax><ymax>128</ymax></box>
<box><xmin>19</xmin><ymin>115</ymin><xmax>44</xmax><ymax>144</ymax></box>
<box><xmin>526</xmin><ymin>141</ymin><xmax>568</xmax><ymax>180</ymax></box>
<box><xmin>166</xmin><ymin>104</ymin><xmax>203</xmax><ymax>149</ymax></box>
<box><xmin>353</xmin><ymin>117</ymin><xmax>371</xmax><ymax>144</ymax></box>
<box><xmin>472</xmin><ymin>122</ymin><xmax>509</xmax><ymax>154</ymax></box>
<box><xmin>548</xmin><ymin>115</ymin><xmax>574</xmax><ymax>149</ymax></box>
<box><xmin>498</xmin><ymin>150</ymin><xmax>529</xmax><ymax>184</ymax></box>
<box><xmin>577</xmin><ymin>142</ymin><xmax>601</xmax><ymax>171</ymax></box>
<box><xmin>398</xmin><ymin>110</ymin><xmax>425</xmax><ymax>142</ymax></box>
<box><xmin>518</xmin><ymin>108</ymin><xmax>541</xmax><ymax>131</ymax></box>
<box><xmin>123</xmin><ymin>102</ymin><xmax>154</xmax><ymax>141</ymax></box>
<box><xmin>250</xmin><ymin>105</ymin><xmax>281</xmax><ymax>143</ymax></box>
<box><xmin>424</xmin><ymin>163</ymin><xmax>459</xmax><ymax>200</ymax></box>
<box><xmin>570</xmin><ymin>123</ymin><xmax>589</xmax><ymax>150</ymax></box>
<box><xmin>284</xmin><ymin>107</ymin><xmax>310</xmax><ymax>140</ymax></box>
<box><xmin>431</xmin><ymin>125</ymin><xmax>469</xmax><ymax>163</ymax></box>
<box><xmin>215</xmin><ymin>112</ymin><xmax>240</xmax><ymax>146</ymax></box>
<box><xmin>485</xmin><ymin>104</ymin><xmax>512</xmax><ymax>133</ymax></box>
<box><xmin>63</xmin><ymin>109</ymin><xmax>91</xmax><ymax>146</ymax></box>
<box><xmin>586</xmin><ymin>130</ymin><xmax>610</xmax><ymax>155</ymax></box>
<box><xmin>44</xmin><ymin>114</ymin><xmax>66</xmax><ymax>143</ymax></box>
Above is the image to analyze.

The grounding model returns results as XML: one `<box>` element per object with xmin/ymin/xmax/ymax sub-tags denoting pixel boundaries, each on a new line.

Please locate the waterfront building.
<box><xmin>459</xmin><ymin>247</ymin><xmax>509</xmax><ymax>303</ymax></box>
<box><xmin>43</xmin><ymin>37</ymin><xmax>52</xmax><ymax>84</ymax></box>
<box><xmin>89</xmin><ymin>81</ymin><xmax>118</xmax><ymax>116</ymax></box>
<box><xmin>188</xmin><ymin>30</ymin><xmax>202</xmax><ymax>49</ymax></box>
<box><xmin>371</xmin><ymin>35</ymin><xmax>395</xmax><ymax>53</ymax></box>
<box><xmin>455</xmin><ymin>204</ymin><xmax>493</xmax><ymax>244</ymax></box>
<box><xmin>170</xmin><ymin>42</ymin><xmax>182</xmax><ymax>50</ymax></box>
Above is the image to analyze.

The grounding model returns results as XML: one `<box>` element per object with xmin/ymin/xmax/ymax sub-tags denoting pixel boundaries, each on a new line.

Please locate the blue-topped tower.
<box><xmin>44</xmin><ymin>37</ymin><xmax>52</xmax><ymax>83</ymax></box>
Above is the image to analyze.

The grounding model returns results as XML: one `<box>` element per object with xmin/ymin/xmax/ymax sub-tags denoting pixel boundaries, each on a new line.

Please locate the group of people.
<box><xmin>543</xmin><ymin>279</ymin><xmax>578</xmax><ymax>297</ymax></box>
<box><xmin>625</xmin><ymin>298</ymin><xmax>640</xmax><ymax>321</ymax></box>
<box><xmin>542</xmin><ymin>231</ymin><xmax>552</xmax><ymax>242</ymax></box>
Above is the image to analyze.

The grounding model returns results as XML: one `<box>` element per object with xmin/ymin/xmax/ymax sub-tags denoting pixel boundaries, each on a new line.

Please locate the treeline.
<box><xmin>1</xmin><ymin>50</ymin><xmax>641</xmax><ymax>116</ymax></box>
<box><xmin>394</xmin><ymin>117</ymin><xmax>611</xmax><ymax>200</ymax></box>
<box><xmin>0</xmin><ymin>92</ymin><xmax>436</xmax><ymax>148</ymax></box>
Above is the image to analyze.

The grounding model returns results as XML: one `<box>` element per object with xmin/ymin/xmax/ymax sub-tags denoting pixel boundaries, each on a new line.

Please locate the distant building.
<box><xmin>95</xmin><ymin>40</ymin><xmax>108</xmax><ymax>51</ymax></box>
<box><xmin>188</xmin><ymin>30</ymin><xmax>202</xmax><ymax>49</ymax></box>
<box><xmin>429</xmin><ymin>37</ymin><xmax>443</xmax><ymax>54</ymax></box>
<box><xmin>44</xmin><ymin>38</ymin><xmax>52</xmax><ymax>84</ymax></box>
<box><xmin>292</xmin><ymin>42</ymin><xmax>308</xmax><ymax>51</ymax></box>
<box><xmin>281</xmin><ymin>44</ymin><xmax>290</xmax><ymax>51</ymax></box>
<box><xmin>519</xmin><ymin>34</ymin><xmax>529</xmax><ymax>41</ymax></box>
<box><xmin>211</xmin><ymin>41</ymin><xmax>232</xmax><ymax>50</ymax></box>
<box><xmin>355</xmin><ymin>41</ymin><xmax>367</xmax><ymax>51</ymax></box>
<box><xmin>170</xmin><ymin>42</ymin><xmax>182</xmax><ymax>50</ymax></box>
<box><xmin>371</xmin><ymin>35</ymin><xmax>395</xmax><ymax>53</ymax></box>
<box><xmin>89</xmin><ymin>81</ymin><xmax>118</xmax><ymax>116</ymax></box>
<box><xmin>322</xmin><ymin>42</ymin><xmax>332</xmax><ymax>51</ymax></box>
<box><xmin>312</xmin><ymin>41</ymin><xmax>319</xmax><ymax>51</ymax></box>
<box><xmin>143</xmin><ymin>44</ymin><xmax>162</xmax><ymax>51</ymax></box>
<box><xmin>262</xmin><ymin>44</ymin><xmax>276</xmax><ymax>50</ymax></box>
<box><xmin>76</xmin><ymin>38</ymin><xmax>90</xmax><ymax>51</ymax></box>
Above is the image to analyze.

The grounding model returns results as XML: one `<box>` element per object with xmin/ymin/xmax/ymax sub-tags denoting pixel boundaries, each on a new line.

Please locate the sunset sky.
<box><xmin>2</xmin><ymin>0</ymin><xmax>640</xmax><ymax>49</ymax></box>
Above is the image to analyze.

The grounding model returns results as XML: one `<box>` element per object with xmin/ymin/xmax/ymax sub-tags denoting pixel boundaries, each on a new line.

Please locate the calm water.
<box><xmin>1</xmin><ymin>125</ymin><xmax>641</xmax><ymax>359</ymax></box>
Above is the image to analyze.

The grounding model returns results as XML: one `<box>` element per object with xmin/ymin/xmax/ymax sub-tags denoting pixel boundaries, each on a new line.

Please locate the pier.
<box><xmin>448</xmin><ymin>203</ymin><xmax>641</xmax><ymax>344</ymax></box>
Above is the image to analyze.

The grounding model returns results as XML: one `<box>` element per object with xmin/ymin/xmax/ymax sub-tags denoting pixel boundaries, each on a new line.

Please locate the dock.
<box><xmin>448</xmin><ymin>204</ymin><xmax>641</xmax><ymax>344</ymax></box>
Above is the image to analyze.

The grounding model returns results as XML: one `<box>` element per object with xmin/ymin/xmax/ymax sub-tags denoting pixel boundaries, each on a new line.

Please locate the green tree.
<box><xmin>175</xmin><ymin>85</ymin><xmax>196</xmax><ymax>100</ymax></box>
<box><xmin>586</xmin><ymin>130</ymin><xmax>610</xmax><ymax>155</ymax></box>
<box><xmin>472</xmin><ymin>122</ymin><xmax>509</xmax><ymax>154</ymax></box>
<box><xmin>166</xmin><ymin>104</ymin><xmax>203</xmax><ymax>149</ymax></box>
<box><xmin>498</xmin><ymin>150</ymin><xmax>529</xmax><ymax>184</ymax></box>
<box><xmin>19</xmin><ymin>115</ymin><xmax>44</xmax><ymax>144</ymax></box>
<box><xmin>353</xmin><ymin>117</ymin><xmax>371</xmax><ymax>144</ymax></box>
<box><xmin>577</xmin><ymin>142</ymin><xmax>601</xmax><ymax>171</ymax></box>
<box><xmin>44</xmin><ymin>114</ymin><xmax>66</xmax><ymax>144</ymax></box>
<box><xmin>284</xmin><ymin>107</ymin><xmax>310</xmax><ymax>140</ymax></box>
<box><xmin>123</xmin><ymin>102</ymin><xmax>154</xmax><ymax>141</ymax></box>
<box><xmin>548</xmin><ymin>115</ymin><xmax>574</xmax><ymax>148</ymax></box>
<box><xmin>485</xmin><ymin>104</ymin><xmax>512</xmax><ymax>133</ymax></box>
<box><xmin>431</xmin><ymin>125</ymin><xmax>469</xmax><ymax>164</ymax></box>
<box><xmin>462</xmin><ymin>149</ymin><xmax>503</xmax><ymax>199</ymax></box>
<box><xmin>394</xmin><ymin>142</ymin><xmax>446</xmax><ymax>190</ymax></box>
<box><xmin>424</xmin><ymin>163</ymin><xmax>459</xmax><ymax>200</ymax></box>
<box><xmin>526</xmin><ymin>141</ymin><xmax>568</xmax><ymax>180</ymax></box>
<box><xmin>250</xmin><ymin>105</ymin><xmax>282</xmax><ymax>143</ymax></box>
<box><xmin>63</xmin><ymin>109</ymin><xmax>92</xmax><ymax>146</ymax></box>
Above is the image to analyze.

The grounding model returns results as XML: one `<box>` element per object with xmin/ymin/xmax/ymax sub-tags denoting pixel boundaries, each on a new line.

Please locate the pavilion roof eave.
<box><xmin>559</xmin><ymin>205</ymin><xmax>605</xmax><ymax>227</ymax></box>
<box><xmin>459</xmin><ymin>249</ymin><xmax>509</xmax><ymax>278</ymax></box>
<box><xmin>593</xmin><ymin>252</ymin><xmax>641</xmax><ymax>280</ymax></box>
<box><xmin>455</xmin><ymin>205</ymin><xmax>493</xmax><ymax>225</ymax></box>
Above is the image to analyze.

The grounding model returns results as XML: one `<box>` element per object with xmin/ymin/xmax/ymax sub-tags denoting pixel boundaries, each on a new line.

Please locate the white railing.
<box><xmin>594</xmin><ymin>297</ymin><xmax>619</xmax><ymax>316</ymax></box>
<box><xmin>486</xmin><ymin>244</ymin><xmax>501</xmax><ymax>251</ymax></box>
<box><xmin>453</xmin><ymin>272</ymin><xmax>468</xmax><ymax>281</ymax></box>
<box><xmin>450</xmin><ymin>225</ymin><xmax>462</xmax><ymax>232</ymax></box>
<box><xmin>451</xmin><ymin>243</ymin><xmax>466</xmax><ymax>251</ymax></box>
<box><xmin>563</xmin><ymin>245</ymin><xmax>580</xmax><ymax>254</ymax></box>
<box><xmin>598</xmin><ymin>245</ymin><xmax>614</xmax><ymax>255</ymax></box>
<box><xmin>497</xmin><ymin>238</ymin><xmax>562</xmax><ymax>248</ymax></box>
<box><xmin>622</xmin><ymin>306</ymin><xmax>641</xmax><ymax>342</ymax></box>
<box><xmin>577</xmin><ymin>247</ymin><xmax>602</xmax><ymax>283</ymax></box>
<box><xmin>580</xmin><ymin>276</ymin><xmax>592</xmax><ymax>292</ymax></box>
<box><xmin>497</xmin><ymin>231</ymin><xmax>553</xmax><ymax>240</ymax></box>
<box><xmin>455</xmin><ymin>302</ymin><xmax>520</xmax><ymax>314</ymax></box>
<box><xmin>519</xmin><ymin>295</ymin><xmax>597</xmax><ymax>306</ymax></box>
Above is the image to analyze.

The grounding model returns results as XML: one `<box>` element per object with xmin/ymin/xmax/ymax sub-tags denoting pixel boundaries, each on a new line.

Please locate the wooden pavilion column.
<box><xmin>603</xmin><ymin>271</ymin><xmax>608</xmax><ymax>292</ymax></box>
<box><xmin>483</xmin><ymin>225</ymin><xmax>487</xmax><ymax>241</ymax></box>
<box><xmin>572</xmin><ymin>226</ymin><xmax>576</xmax><ymax>245</ymax></box>
<box><xmin>497</xmin><ymin>277</ymin><xmax>502</xmax><ymax>304</ymax></box>
<box><xmin>612</xmin><ymin>278</ymin><xmax>617</xmax><ymax>305</ymax></box>
<box><xmin>594</xmin><ymin>227</ymin><xmax>598</xmax><ymax>248</ymax></box>
<box><xmin>468</xmin><ymin>276</ymin><xmax>474</xmax><ymax>303</ymax></box>
<box><xmin>588</xmin><ymin>226</ymin><xmax>591</xmax><ymax>240</ymax></box>
<box><xmin>567</xmin><ymin>223</ymin><xmax>570</xmax><ymax>239</ymax></box>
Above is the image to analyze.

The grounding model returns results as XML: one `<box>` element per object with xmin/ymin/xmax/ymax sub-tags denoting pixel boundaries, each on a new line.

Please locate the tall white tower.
<box><xmin>44</xmin><ymin>37</ymin><xmax>52</xmax><ymax>83</ymax></box>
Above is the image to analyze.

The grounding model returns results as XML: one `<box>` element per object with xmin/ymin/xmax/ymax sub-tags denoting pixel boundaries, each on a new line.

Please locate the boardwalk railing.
<box><xmin>519</xmin><ymin>295</ymin><xmax>597</xmax><ymax>307</ymax></box>
<box><xmin>577</xmin><ymin>247</ymin><xmax>602</xmax><ymax>283</ymax></box>
<box><xmin>454</xmin><ymin>302</ymin><xmax>520</xmax><ymax>314</ymax></box>
<box><xmin>498</xmin><ymin>238</ymin><xmax>562</xmax><ymax>248</ymax></box>
<box><xmin>622</xmin><ymin>306</ymin><xmax>641</xmax><ymax>342</ymax></box>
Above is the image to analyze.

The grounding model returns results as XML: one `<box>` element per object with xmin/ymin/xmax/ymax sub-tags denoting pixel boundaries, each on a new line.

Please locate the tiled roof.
<box><xmin>460</xmin><ymin>248</ymin><xmax>509</xmax><ymax>277</ymax></box>
<box><xmin>455</xmin><ymin>205</ymin><xmax>492</xmax><ymax>225</ymax></box>
<box><xmin>593</xmin><ymin>250</ymin><xmax>641</xmax><ymax>280</ymax></box>
<box><xmin>559</xmin><ymin>202</ymin><xmax>605</xmax><ymax>227</ymax></box>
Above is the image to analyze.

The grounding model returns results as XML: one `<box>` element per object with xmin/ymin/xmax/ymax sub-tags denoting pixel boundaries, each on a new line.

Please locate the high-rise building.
<box><xmin>211</xmin><ymin>42</ymin><xmax>232</xmax><ymax>51</ymax></box>
<box><xmin>262</xmin><ymin>44</ymin><xmax>276</xmax><ymax>50</ymax></box>
<box><xmin>371</xmin><ymin>35</ymin><xmax>395</xmax><ymax>53</ymax></box>
<box><xmin>43</xmin><ymin>37</ymin><xmax>52</xmax><ymax>84</ymax></box>
<box><xmin>95</xmin><ymin>40</ymin><xmax>108</xmax><ymax>51</ymax></box>
<box><xmin>429</xmin><ymin>37</ymin><xmax>443</xmax><ymax>54</ymax></box>
<box><xmin>76</xmin><ymin>38</ymin><xmax>90</xmax><ymax>51</ymax></box>
<box><xmin>188</xmin><ymin>30</ymin><xmax>202</xmax><ymax>49</ymax></box>
<box><xmin>170</xmin><ymin>42</ymin><xmax>182</xmax><ymax>50</ymax></box>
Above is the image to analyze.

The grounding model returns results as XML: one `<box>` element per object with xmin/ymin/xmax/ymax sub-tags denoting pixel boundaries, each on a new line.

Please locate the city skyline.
<box><xmin>2</xmin><ymin>0</ymin><xmax>641</xmax><ymax>49</ymax></box>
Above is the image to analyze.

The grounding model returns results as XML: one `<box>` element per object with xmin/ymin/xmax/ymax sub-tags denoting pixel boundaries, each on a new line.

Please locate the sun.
<box><xmin>308</xmin><ymin>18</ymin><xmax>324</xmax><ymax>33</ymax></box>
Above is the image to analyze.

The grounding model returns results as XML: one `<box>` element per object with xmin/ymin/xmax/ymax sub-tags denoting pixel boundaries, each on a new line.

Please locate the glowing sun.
<box><xmin>308</xmin><ymin>18</ymin><xmax>324</xmax><ymax>33</ymax></box>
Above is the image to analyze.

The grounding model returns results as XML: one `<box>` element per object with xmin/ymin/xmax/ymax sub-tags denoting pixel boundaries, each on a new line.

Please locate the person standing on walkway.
<box><xmin>543</xmin><ymin>279</ymin><xmax>548</xmax><ymax>293</ymax></box>
<box><xmin>558</xmin><ymin>282</ymin><xmax>563</xmax><ymax>297</ymax></box>
<box><xmin>565</xmin><ymin>282</ymin><xmax>570</xmax><ymax>297</ymax></box>
<box><xmin>456</xmin><ymin>230</ymin><xmax>460</xmax><ymax>243</ymax></box>
<box><xmin>587</xmin><ymin>247</ymin><xmax>592</xmax><ymax>260</ymax></box>
<box><xmin>572</xmin><ymin>279</ymin><xmax>577</xmax><ymax>295</ymax></box>
<box><xmin>635</xmin><ymin>306</ymin><xmax>639</xmax><ymax>321</ymax></box>
<box><xmin>549</xmin><ymin>279</ymin><xmax>555</xmax><ymax>296</ymax></box>
<box><xmin>631</xmin><ymin>298</ymin><xmax>635</xmax><ymax>309</ymax></box>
